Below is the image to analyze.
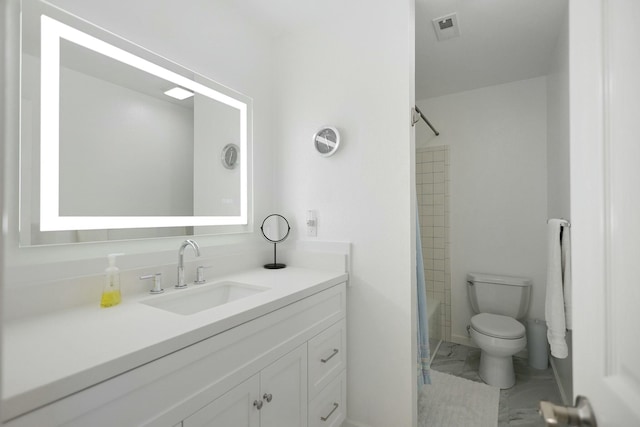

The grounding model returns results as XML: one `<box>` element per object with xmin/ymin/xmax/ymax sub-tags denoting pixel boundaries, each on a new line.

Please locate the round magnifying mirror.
<box><xmin>260</xmin><ymin>214</ymin><xmax>291</xmax><ymax>269</ymax></box>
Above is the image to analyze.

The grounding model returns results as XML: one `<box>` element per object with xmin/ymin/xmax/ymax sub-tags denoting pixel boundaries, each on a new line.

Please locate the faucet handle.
<box><xmin>140</xmin><ymin>273</ymin><xmax>164</xmax><ymax>294</ymax></box>
<box><xmin>194</xmin><ymin>265</ymin><xmax>213</xmax><ymax>285</ymax></box>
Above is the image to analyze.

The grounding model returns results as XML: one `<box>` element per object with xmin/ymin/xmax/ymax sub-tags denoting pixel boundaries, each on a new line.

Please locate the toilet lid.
<box><xmin>471</xmin><ymin>313</ymin><xmax>525</xmax><ymax>339</ymax></box>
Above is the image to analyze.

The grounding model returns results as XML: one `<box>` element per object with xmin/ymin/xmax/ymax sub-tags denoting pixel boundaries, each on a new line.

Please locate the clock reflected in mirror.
<box><xmin>221</xmin><ymin>143</ymin><xmax>239</xmax><ymax>169</ymax></box>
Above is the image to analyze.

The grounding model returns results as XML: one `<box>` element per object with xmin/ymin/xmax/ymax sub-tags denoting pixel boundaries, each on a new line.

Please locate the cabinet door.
<box><xmin>260</xmin><ymin>344</ymin><xmax>308</xmax><ymax>427</ymax></box>
<box><xmin>183</xmin><ymin>375</ymin><xmax>260</xmax><ymax>427</ymax></box>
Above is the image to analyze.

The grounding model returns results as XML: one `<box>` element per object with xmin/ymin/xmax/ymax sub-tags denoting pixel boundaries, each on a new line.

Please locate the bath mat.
<box><xmin>418</xmin><ymin>370</ymin><xmax>499</xmax><ymax>427</ymax></box>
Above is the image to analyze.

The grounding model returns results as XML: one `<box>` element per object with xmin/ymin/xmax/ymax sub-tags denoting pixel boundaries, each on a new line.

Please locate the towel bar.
<box><xmin>547</xmin><ymin>218</ymin><xmax>571</xmax><ymax>228</ymax></box>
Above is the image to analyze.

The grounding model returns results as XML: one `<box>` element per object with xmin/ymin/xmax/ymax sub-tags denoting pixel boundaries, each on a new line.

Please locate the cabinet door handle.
<box><xmin>253</xmin><ymin>400</ymin><xmax>263</xmax><ymax>410</ymax></box>
<box><xmin>320</xmin><ymin>403</ymin><xmax>339</xmax><ymax>421</ymax></box>
<box><xmin>321</xmin><ymin>348</ymin><xmax>339</xmax><ymax>363</ymax></box>
<box><xmin>263</xmin><ymin>393</ymin><xmax>273</xmax><ymax>403</ymax></box>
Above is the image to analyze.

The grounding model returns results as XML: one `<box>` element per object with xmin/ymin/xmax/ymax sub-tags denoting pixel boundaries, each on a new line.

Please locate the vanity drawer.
<box><xmin>307</xmin><ymin>319</ymin><xmax>346</xmax><ymax>400</ymax></box>
<box><xmin>308</xmin><ymin>371</ymin><xmax>346</xmax><ymax>427</ymax></box>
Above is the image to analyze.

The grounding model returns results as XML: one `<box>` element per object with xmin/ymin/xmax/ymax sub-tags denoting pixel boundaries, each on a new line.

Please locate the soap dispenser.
<box><xmin>100</xmin><ymin>253</ymin><xmax>124</xmax><ymax>308</ymax></box>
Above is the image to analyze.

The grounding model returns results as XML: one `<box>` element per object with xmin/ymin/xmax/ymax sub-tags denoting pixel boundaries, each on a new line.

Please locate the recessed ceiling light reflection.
<box><xmin>164</xmin><ymin>87</ymin><xmax>194</xmax><ymax>100</ymax></box>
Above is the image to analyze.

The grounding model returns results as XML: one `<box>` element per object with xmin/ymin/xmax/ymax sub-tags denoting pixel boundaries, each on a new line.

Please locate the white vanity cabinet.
<box><xmin>5</xmin><ymin>282</ymin><xmax>346</xmax><ymax>427</ymax></box>
<box><xmin>184</xmin><ymin>345</ymin><xmax>307</xmax><ymax>427</ymax></box>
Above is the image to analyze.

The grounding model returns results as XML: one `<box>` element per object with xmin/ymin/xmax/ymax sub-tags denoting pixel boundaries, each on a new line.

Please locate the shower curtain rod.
<box><xmin>413</xmin><ymin>105</ymin><xmax>440</xmax><ymax>136</ymax></box>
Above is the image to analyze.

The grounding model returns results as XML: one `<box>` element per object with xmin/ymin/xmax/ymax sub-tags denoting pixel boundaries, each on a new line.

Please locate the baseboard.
<box><xmin>450</xmin><ymin>333</ymin><xmax>475</xmax><ymax>347</ymax></box>
<box><xmin>342</xmin><ymin>419</ymin><xmax>373</xmax><ymax>427</ymax></box>
<box><xmin>549</xmin><ymin>357</ymin><xmax>570</xmax><ymax>405</ymax></box>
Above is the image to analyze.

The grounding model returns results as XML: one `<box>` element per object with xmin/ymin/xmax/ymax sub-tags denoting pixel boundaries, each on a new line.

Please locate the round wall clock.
<box><xmin>312</xmin><ymin>126</ymin><xmax>341</xmax><ymax>157</ymax></box>
<box><xmin>221</xmin><ymin>143</ymin><xmax>239</xmax><ymax>169</ymax></box>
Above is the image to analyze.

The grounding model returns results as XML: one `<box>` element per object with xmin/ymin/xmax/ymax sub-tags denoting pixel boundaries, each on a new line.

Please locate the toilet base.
<box><xmin>478</xmin><ymin>351</ymin><xmax>515</xmax><ymax>389</ymax></box>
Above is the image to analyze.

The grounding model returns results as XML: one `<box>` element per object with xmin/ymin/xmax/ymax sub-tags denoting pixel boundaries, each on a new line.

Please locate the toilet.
<box><xmin>467</xmin><ymin>273</ymin><xmax>531</xmax><ymax>389</ymax></box>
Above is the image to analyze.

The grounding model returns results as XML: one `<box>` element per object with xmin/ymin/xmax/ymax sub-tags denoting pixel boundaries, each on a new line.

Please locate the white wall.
<box><xmin>5</xmin><ymin>0</ymin><xmax>275</xmax><ymax>282</ymax></box>
<box><xmin>273</xmin><ymin>1</ymin><xmax>415</xmax><ymax>425</ymax></box>
<box><xmin>546</xmin><ymin>4</ymin><xmax>572</xmax><ymax>404</ymax></box>
<box><xmin>418</xmin><ymin>77</ymin><xmax>548</xmax><ymax>343</ymax></box>
<box><xmin>547</xmin><ymin>7</ymin><xmax>571</xmax><ymax>222</ymax></box>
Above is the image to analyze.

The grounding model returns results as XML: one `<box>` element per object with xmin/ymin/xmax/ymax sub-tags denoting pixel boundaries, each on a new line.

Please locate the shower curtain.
<box><xmin>416</xmin><ymin>205</ymin><xmax>431</xmax><ymax>387</ymax></box>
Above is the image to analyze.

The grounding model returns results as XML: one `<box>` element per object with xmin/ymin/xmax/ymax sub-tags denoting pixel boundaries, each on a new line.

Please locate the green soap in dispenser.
<box><xmin>100</xmin><ymin>253</ymin><xmax>124</xmax><ymax>308</ymax></box>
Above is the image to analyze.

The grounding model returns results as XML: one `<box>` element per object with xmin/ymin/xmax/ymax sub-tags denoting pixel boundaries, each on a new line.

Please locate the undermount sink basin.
<box><xmin>140</xmin><ymin>281</ymin><xmax>270</xmax><ymax>315</ymax></box>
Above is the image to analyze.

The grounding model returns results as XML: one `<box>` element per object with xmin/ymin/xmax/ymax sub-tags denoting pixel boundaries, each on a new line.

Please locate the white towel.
<box><xmin>545</xmin><ymin>219</ymin><xmax>568</xmax><ymax>358</ymax></box>
<box><xmin>561</xmin><ymin>227</ymin><xmax>572</xmax><ymax>330</ymax></box>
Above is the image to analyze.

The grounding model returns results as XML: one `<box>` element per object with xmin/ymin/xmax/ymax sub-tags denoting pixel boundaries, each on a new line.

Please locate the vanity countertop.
<box><xmin>2</xmin><ymin>267</ymin><xmax>348</xmax><ymax>421</ymax></box>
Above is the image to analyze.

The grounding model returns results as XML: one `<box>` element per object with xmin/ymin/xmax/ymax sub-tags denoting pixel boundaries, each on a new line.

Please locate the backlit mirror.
<box><xmin>20</xmin><ymin>1</ymin><xmax>252</xmax><ymax>245</ymax></box>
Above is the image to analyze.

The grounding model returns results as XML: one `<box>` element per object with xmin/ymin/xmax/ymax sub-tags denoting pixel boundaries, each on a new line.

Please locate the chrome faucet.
<box><xmin>176</xmin><ymin>239</ymin><xmax>201</xmax><ymax>289</ymax></box>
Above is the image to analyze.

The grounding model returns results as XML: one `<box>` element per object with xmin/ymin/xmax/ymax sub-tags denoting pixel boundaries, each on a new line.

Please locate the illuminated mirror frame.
<box><xmin>39</xmin><ymin>15</ymin><xmax>248</xmax><ymax>231</ymax></box>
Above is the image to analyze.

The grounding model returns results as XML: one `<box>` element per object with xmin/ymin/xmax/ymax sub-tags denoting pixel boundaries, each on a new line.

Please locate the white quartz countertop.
<box><xmin>2</xmin><ymin>267</ymin><xmax>348</xmax><ymax>421</ymax></box>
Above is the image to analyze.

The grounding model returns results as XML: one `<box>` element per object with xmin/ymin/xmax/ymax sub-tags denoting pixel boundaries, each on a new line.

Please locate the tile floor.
<box><xmin>431</xmin><ymin>341</ymin><xmax>563</xmax><ymax>427</ymax></box>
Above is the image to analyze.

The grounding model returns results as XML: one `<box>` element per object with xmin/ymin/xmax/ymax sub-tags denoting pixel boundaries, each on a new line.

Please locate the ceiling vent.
<box><xmin>432</xmin><ymin>13</ymin><xmax>460</xmax><ymax>41</ymax></box>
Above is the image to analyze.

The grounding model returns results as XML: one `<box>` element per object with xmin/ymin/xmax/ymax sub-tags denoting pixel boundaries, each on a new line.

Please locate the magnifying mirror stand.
<box><xmin>260</xmin><ymin>213</ymin><xmax>290</xmax><ymax>270</ymax></box>
<box><xmin>264</xmin><ymin>243</ymin><xmax>286</xmax><ymax>269</ymax></box>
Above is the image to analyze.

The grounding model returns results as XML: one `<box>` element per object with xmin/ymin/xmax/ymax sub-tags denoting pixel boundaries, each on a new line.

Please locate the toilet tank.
<box><xmin>467</xmin><ymin>273</ymin><xmax>531</xmax><ymax>319</ymax></box>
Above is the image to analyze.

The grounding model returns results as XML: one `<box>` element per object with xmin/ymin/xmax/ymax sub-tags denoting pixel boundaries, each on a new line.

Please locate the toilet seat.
<box><xmin>471</xmin><ymin>313</ymin><xmax>525</xmax><ymax>339</ymax></box>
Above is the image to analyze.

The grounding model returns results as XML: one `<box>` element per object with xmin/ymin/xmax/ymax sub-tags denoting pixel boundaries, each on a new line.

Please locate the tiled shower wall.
<box><xmin>416</xmin><ymin>146</ymin><xmax>451</xmax><ymax>342</ymax></box>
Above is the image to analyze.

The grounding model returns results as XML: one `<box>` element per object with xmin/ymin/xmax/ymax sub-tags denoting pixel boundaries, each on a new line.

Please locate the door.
<box><xmin>569</xmin><ymin>0</ymin><xmax>640</xmax><ymax>425</ymax></box>
<box><xmin>260</xmin><ymin>345</ymin><xmax>308</xmax><ymax>427</ymax></box>
<box><xmin>183</xmin><ymin>375</ymin><xmax>260</xmax><ymax>427</ymax></box>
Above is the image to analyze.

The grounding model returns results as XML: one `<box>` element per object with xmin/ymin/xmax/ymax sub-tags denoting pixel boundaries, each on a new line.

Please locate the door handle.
<box><xmin>539</xmin><ymin>395</ymin><xmax>597</xmax><ymax>426</ymax></box>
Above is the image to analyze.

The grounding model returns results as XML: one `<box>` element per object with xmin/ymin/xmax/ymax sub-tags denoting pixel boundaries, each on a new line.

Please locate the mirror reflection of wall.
<box><xmin>58</xmin><ymin>39</ymin><xmax>196</xmax><ymax>217</ymax></box>
<box><xmin>193</xmin><ymin>91</ymin><xmax>241</xmax><ymax>217</ymax></box>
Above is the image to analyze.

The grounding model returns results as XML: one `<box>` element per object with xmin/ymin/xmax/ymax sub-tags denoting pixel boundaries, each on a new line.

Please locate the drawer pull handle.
<box><xmin>263</xmin><ymin>393</ymin><xmax>273</xmax><ymax>403</ymax></box>
<box><xmin>321</xmin><ymin>348</ymin><xmax>339</xmax><ymax>363</ymax></box>
<box><xmin>321</xmin><ymin>403</ymin><xmax>339</xmax><ymax>421</ymax></box>
<box><xmin>253</xmin><ymin>400</ymin><xmax>263</xmax><ymax>410</ymax></box>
